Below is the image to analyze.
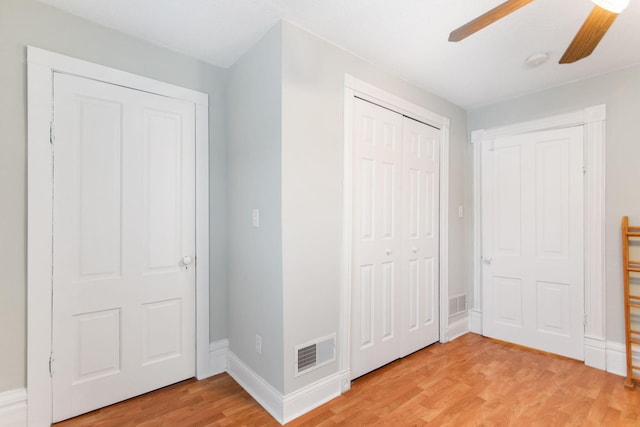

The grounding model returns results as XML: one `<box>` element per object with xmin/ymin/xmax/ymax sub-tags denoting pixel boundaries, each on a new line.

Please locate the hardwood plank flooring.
<box><xmin>56</xmin><ymin>333</ymin><xmax>640</xmax><ymax>426</ymax></box>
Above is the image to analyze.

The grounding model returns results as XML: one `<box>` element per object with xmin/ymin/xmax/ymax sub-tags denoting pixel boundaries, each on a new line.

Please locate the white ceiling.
<box><xmin>37</xmin><ymin>0</ymin><xmax>640</xmax><ymax>109</ymax></box>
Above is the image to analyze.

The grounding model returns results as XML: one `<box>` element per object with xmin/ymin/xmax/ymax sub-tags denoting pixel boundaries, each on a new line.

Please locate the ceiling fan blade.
<box><xmin>449</xmin><ymin>0</ymin><xmax>537</xmax><ymax>42</ymax></box>
<box><xmin>559</xmin><ymin>6</ymin><xmax>618</xmax><ymax>64</ymax></box>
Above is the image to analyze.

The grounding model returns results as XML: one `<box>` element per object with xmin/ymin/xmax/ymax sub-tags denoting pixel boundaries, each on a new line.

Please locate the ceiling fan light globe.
<box><xmin>591</xmin><ymin>0</ymin><xmax>629</xmax><ymax>13</ymax></box>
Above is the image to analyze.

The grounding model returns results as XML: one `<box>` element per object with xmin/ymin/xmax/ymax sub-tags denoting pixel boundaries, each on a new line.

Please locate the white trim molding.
<box><xmin>606</xmin><ymin>341</ymin><xmax>628</xmax><ymax>377</ymax></box>
<box><xmin>469</xmin><ymin>309</ymin><xmax>483</xmax><ymax>334</ymax></box>
<box><xmin>227</xmin><ymin>352</ymin><xmax>283</xmax><ymax>423</ymax></box>
<box><xmin>0</xmin><ymin>389</ymin><xmax>27</xmax><ymax>427</ymax></box>
<box><xmin>584</xmin><ymin>336</ymin><xmax>607</xmax><ymax>371</ymax></box>
<box><xmin>227</xmin><ymin>352</ymin><xmax>342</xmax><ymax>425</ymax></box>
<box><xmin>471</xmin><ymin>104</ymin><xmax>606</xmax><ymax>369</ymax></box>
<box><xmin>340</xmin><ymin>74</ymin><xmax>451</xmax><ymax>386</ymax></box>
<box><xmin>444</xmin><ymin>317</ymin><xmax>469</xmax><ymax>342</ymax></box>
<box><xmin>282</xmin><ymin>373</ymin><xmax>342</xmax><ymax>424</ymax></box>
<box><xmin>26</xmin><ymin>46</ymin><xmax>210</xmax><ymax>426</ymax></box>
<box><xmin>209</xmin><ymin>339</ymin><xmax>230</xmax><ymax>377</ymax></box>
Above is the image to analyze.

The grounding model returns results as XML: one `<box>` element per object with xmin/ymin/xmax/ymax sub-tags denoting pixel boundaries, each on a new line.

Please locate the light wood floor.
<box><xmin>56</xmin><ymin>333</ymin><xmax>640</xmax><ymax>426</ymax></box>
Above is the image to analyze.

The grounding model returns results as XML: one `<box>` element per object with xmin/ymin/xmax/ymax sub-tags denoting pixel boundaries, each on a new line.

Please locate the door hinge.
<box><xmin>584</xmin><ymin>315</ymin><xmax>587</xmax><ymax>329</ymax></box>
<box><xmin>49</xmin><ymin>353</ymin><xmax>54</xmax><ymax>377</ymax></box>
<box><xmin>49</xmin><ymin>121</ymin><xmax>55</xmax><ymax>144</ymax></box>
<box><xmin>582</xmin><ymin>165</ymin><xmax>586</xmax><ymax>175</ymax></box>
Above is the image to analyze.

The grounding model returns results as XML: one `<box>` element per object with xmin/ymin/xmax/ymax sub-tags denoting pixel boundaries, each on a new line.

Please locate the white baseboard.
<box><xmin>585</xmin><ymin>339</ymin><xmax>633</xmax><ymax>377</ymax></box>
<box><xmin>584</xmin><ymin>336</ymin><xmax>607</xmax><ymax>370</ymax></box>
<box><xmin>469</xmin><ymin>309</ymin><xmax>482</xmax><ymax>334</ymax></box>
<box><xmin>282</xmin><ymin>373</ymin><xmax>342</xmax><ymax>424</ymax></box>
<box><xmin>445</xmin><ymin>315</ymin><xmax>469</xmax><ymax>342</ymax></box>
<box><xmin>0</xmin><ymin>388</ymin><xmax>27</xmax><ymax>427</ymax></box>
<box><xmin>606</xmin><ymin>341</ymin><xmax>627</xmax><ymax>377</ymax></box>
<box><xmin>209</xmin><ymin>339</ymin><xmax>229</xmax><ymax>376</ymax></box>
<box><xmin>339</xmin><ymin>369</ymin><xmax>351</xmax><ymax>393</ymax></box>
<box><xmin>227</xmin><ymin>351</ymin><xmax>284</xmax><ymax>424</ymax></box>
<box><xmin>226</xmin><ymin>351</ymin><xmax>344</xmax><ymax>425</ymax></box>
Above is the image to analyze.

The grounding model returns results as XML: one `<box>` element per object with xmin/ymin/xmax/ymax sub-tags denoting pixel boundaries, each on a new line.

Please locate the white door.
<box><xmin>481</xmin><ymin>127</ymin><xmax>584</xmax><ymax>360</ymax></box>
<box><xmin>52</xmin><ymin>73</ymin><xmax>196</xmax><ymax>422</ymax></box>
<box><xmin>401</xmin><ymin>117</ymin><xmax>440</xmax><ymax>356</ymax></box>
<box><xmin>351</xmin><ymin>98</ymin><xmax>440</xmax><ymax>379</ymax></box>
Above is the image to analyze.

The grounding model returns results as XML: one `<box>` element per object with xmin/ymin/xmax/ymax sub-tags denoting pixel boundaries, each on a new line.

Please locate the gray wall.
<box><xmin>227</xmin><ymin>24</ymin><xmax>285</xmax><ymax>392</ymax></box>
<box><xmin>0</xmin><ymin>0</ymin><xmax>228</xmax><ymax>393</ymax></box>
<box><xmin>280</xmin><ymin>21</ymin><xmax>469</xmax><ymax>394</ymax></box>
<box><xmin>468</xmin><ymin>65</ymin><xmax>640</xmax><ymax>344</ymax></box>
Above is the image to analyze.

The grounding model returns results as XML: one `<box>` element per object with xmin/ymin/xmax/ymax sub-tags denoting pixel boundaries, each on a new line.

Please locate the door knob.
<box><xmin>412</xmin><ymin>247</ymin><xmax>418</xmax><ymax>254</ymax></box>
<box><xmin>385</xmin><ymin>249</ymin><xmax>392</xmax><ymax>256</ymax></box>
<box><xmin>482</xmin><ymin>257</ymin><xmax>492</xmax><ymax>265</ymax></box>
<box><xmin>182</xmin><ymin>256</ymin><xmax>194</xmax><ymax>266</ymax></box>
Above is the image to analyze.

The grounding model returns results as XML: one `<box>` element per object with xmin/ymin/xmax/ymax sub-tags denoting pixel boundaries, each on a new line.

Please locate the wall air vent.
<box><xmin>297</xmin><ymin>344</ymin><xmax>317</xmax><ymax>372</ymax></box>
<box><xmin>295</xmin><ymin>334</ymin><xmax>336</xmax><ymax>376</ymax></box>
<box><xmin>449</xmin><ymin>294</ymin><xmax>467</xmax><ymax>318</ymax></box>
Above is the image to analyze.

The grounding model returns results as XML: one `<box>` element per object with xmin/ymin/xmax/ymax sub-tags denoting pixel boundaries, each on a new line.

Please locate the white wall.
<box><xmin>227</xmin><ymin>24</ymin><xmax>285</xmax><ymax>392</ymax></box>
<box><xmin>0</xmin><ymin>0</ymin><xmax>228</xmax><ymax>393</ymax></box>
<box><xmin>468</xmin><ymin>65</ymin><xmax>640</xmax><ymax>344</ymax></box>
<box><xmin>280</xmin><ymin>21</ymin><xmax>469</xmax><ymax>394</ymax></box>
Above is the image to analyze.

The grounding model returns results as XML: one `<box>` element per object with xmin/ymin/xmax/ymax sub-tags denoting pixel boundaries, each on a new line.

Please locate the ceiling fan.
<box><xmin>448</xmin><ymin>0</ymin><xmax>630</xmax><ymax>64</ymax></box>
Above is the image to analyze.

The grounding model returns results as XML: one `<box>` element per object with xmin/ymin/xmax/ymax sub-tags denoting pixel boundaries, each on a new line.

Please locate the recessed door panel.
<box><xmin>493</xmin><ymin>277</ymin><xmax>523</xmax><ymax>327</ymax></box>
<box><xmin>144</xmin><ymin>110</ymin><xmax>184</xmax><ymax>274</ymax></box>
<box><xmin>73</xmin><ymin>309</ymin><xmax>121</xmax><ymax>384</ymax></box>
<box><xmin>142</xmin><ymin>299</ymin><xmax>182</xmax><ymax>365</ymax></box>
<box><xmin>423</xmin><ymin>257</ymin><xmax>435</xmax><ymax>326</ymax></box>
<box><xmin>381</xmin><ymin>262</ymin><xmax>395</xmax><ymax>340</ymax></box>
<box><xmin>536</xmin><ymin>281</ymin><xmax>570</xmax><ymax>336</ymax></box>
<box><xmin>381</xmin><ymin>163</ymin><xmax>396</xmax><ymax>240</ymax></box>
<box><xmin>536</xmin><ymin>140</ymin><xmax>570</xmax><ymax>259</ymax></box>
<box><xmin>408</xmin><ymin>169</ymin><xmax>420</xmax><ymax>239</ymax></box>
<box><xmin>359</xmin><ymin>265</ymin><xmax>374</xmax><ymax>348</ymax></box>
<box><xmin>423</xmin><ymin>171</ymin><xmax>436</xmax><ymax>239</ymax></box>
<box><xmin>76</xmin><ymin>98</ymin><xmax>123</xmax><ymax>281</ymax></box>
<box><xmin>360</xmin><ymin>159</ymin><xmax>375</xmax><ymax>241</ymax></box>
<box><xmin>408</xmin><ymin>258</ymin><xmax>419</xmax><ymax>330</ymax></box>
<box><xmin>494</xmin><ymin>146</ymin><xmax>521</xmax><ymax>256</ymax></box>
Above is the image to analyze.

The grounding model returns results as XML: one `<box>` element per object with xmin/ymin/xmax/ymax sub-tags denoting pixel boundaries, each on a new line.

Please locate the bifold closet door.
<box><xmin>401</xmin><ymin>116</ymin><xmax>440</xmax><ymax>356</ymax></box>
<box><xmin>351</xmin><ymin>98</ymin><xmax>440</xmax><ymax>379</ymax></box>
<box><xmin>351</xmin><ymin>98</ymin><xmax>404</xmax><ymax>379</ymax></box>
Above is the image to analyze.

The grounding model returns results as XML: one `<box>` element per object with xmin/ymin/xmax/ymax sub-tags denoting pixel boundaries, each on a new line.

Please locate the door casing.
<box><xmin>470</xmin><ymin>105</ymin><xmax>607</xmax><ymax>370</ymax></box>
<box><xmin>27</xmin><ymin>46</ymin><xmax>210</xmax><ymax>426</ymax></box>
<box><xmin>340</xmin><ymin>74</ymin><xmax>450</xmax><ymax>390</ymax></box>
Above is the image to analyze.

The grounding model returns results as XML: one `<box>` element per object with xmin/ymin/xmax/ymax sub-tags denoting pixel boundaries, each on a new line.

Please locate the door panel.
<box><xmin>401</xmin><ymin>117</ymin><xmax>440</xmax><ymax>356</ymax></box>
<box><xmin>481</xmin><ymin>127</ymin><xmax>584</xmax><ymax>360</ymax></box>
<box><xmin>351</xmin><ymin>99</ymin><xmax>404</xmax><ymax>379</ymax></box>
<box><xmin>52</xmin><ymin>73</ymin><xmax>196</xmax><ymax>422</ymax></box>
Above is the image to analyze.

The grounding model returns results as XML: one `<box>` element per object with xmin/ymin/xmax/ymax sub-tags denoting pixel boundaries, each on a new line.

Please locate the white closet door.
<box><xmin>401</xmin><ymin>117</ymin><xmax>440</xmax><ymax>356</ymax></box>
<box><xmin>52</xmin><ymin>73</ymin><xmax>196</xmax><ymax>422</ymax></box>
<box><xmin>351</xmin><ymin>98</ymin><xmax>440</xmax><ymax>379</ymax></box>
<box><xmin>351</xmin><ymin>99</ymin><xmax>404</xmax><ymax>379</ymax></box>
<box><xmin>481</xmin><ymin>127</ymin><xmax>584</xmax><ymax>360</ymax></box>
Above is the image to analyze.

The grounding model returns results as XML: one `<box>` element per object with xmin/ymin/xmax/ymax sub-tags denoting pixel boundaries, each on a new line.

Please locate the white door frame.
<box><xmin>339</xmin><ymin>75</ymin><xmax>450</xmax><ymax>390</ymax></box>
<box><xmin>26</xmin><ymin>46</ymin><xmax>210</xmax><ymax>426</ymax></box>
<box><xmin>470</xmin><ymin>105</ymin><xmax>606</xmax><ymax>369</ymax></box>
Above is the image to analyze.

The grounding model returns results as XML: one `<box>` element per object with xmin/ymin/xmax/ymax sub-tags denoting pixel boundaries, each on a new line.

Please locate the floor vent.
<box><xmin>295</xmin><ymin>334</ymin><xmax>335</xmax><ymax>376</ymax></box>
<box><xmin>449</xmin><ymin>294</ymin><xmax>467</xmax><ymax>317</ymax></box>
